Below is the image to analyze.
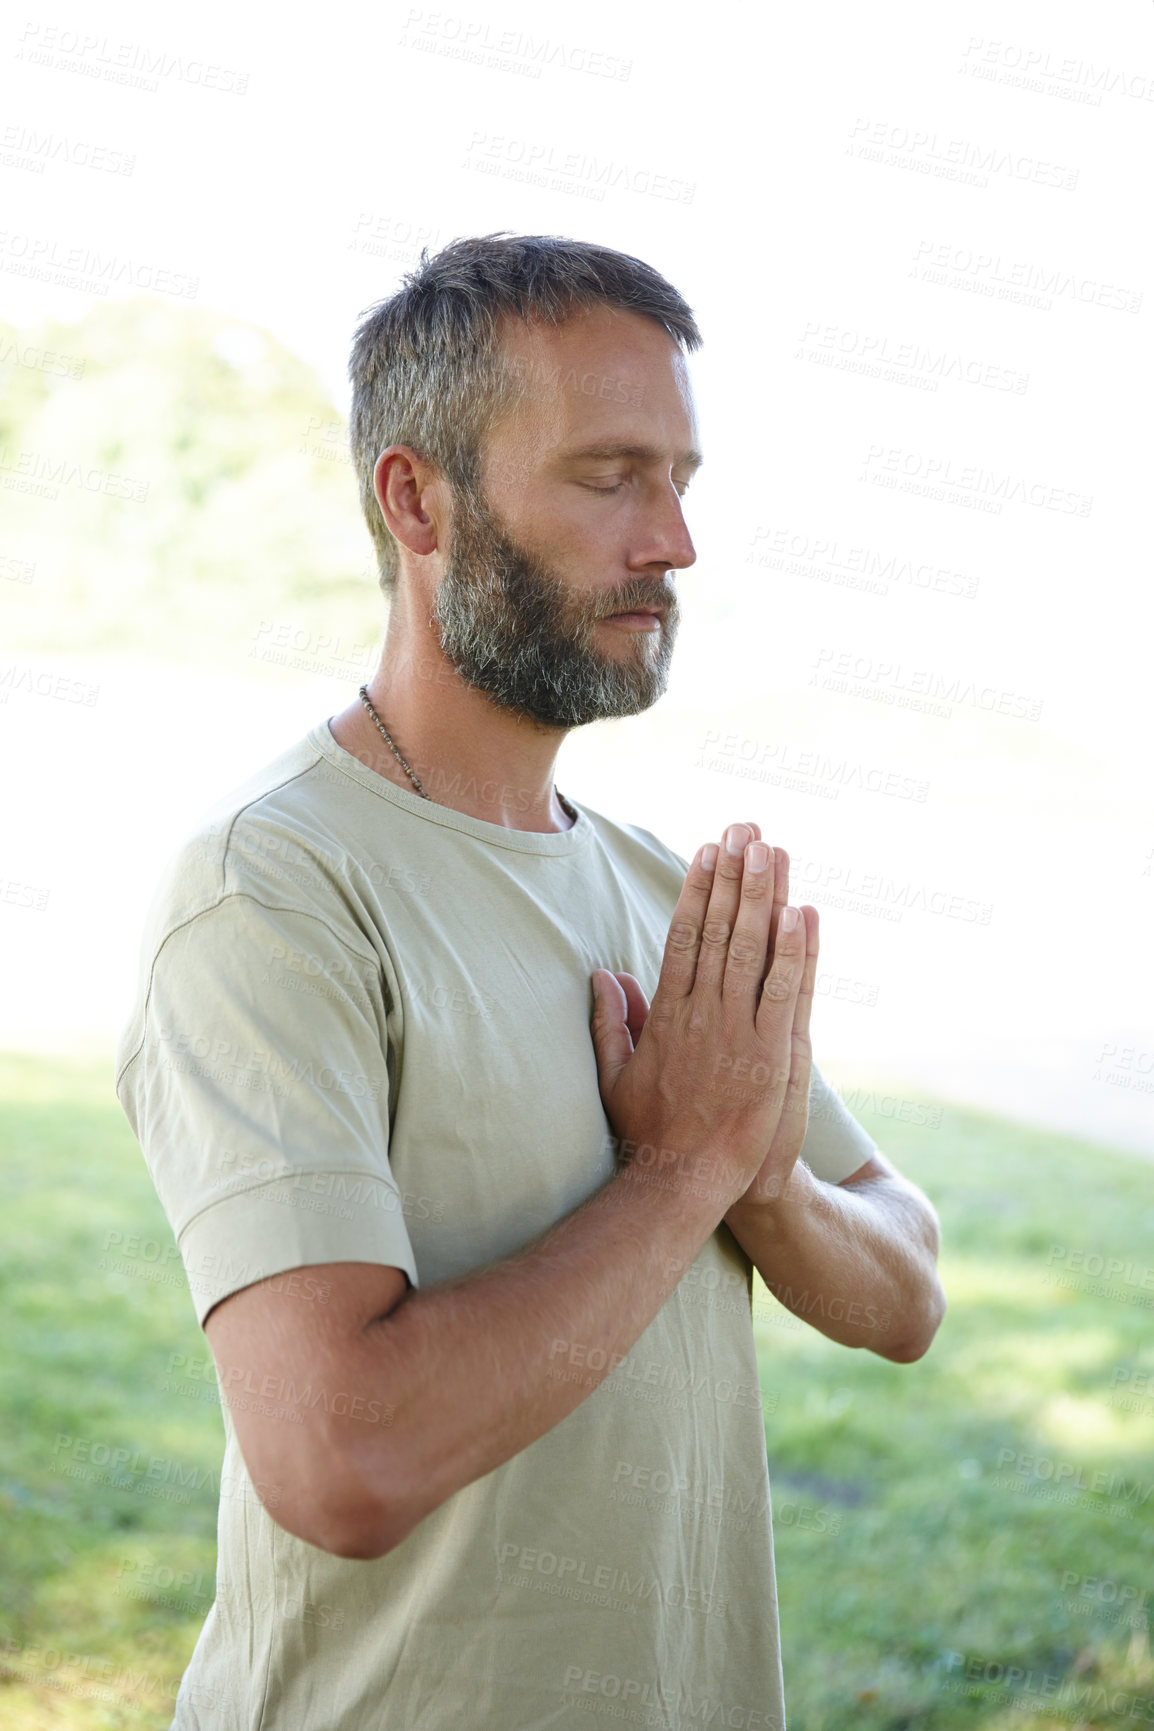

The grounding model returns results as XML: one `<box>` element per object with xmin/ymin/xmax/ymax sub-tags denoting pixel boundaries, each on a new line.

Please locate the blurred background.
<box><xmin>1</xmin><ymin>0</ymin><xmax>1151</xmax><ymax>1726</ymax></box>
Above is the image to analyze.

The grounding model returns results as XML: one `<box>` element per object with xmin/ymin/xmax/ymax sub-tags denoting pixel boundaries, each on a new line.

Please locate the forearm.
<box><xmin>726</xmin><ymin>1160</ymin><xmax>945</xmax><ymax>1361</ymax></box>
<box><xmin>333</xmin><ymin>1161</ymin><xmax>733</xmax><ymax>1556</ymax></box>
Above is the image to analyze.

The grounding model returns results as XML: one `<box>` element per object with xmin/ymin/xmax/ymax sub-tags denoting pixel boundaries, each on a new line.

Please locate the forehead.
<box><xmin>492</xmin><ymin>303</ymin><xmax>697</xmax><ymax>449</ymax></box>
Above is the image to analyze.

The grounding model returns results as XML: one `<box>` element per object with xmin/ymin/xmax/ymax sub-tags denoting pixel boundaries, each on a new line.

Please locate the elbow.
<box><xmin>250</xmin><ymin>1444</ymin><xmax>406</xmax><ymax>1562</ymax></box>
<box><xmin>311</xmin><ymin>1434</ymin><xmax>430</xmax><ymax>1561</ymax></box>
<box><xmin>275</xmin><ymin>1487</ymin><xmax>403</xmax><ymax>1562</ymax></box>
<box><xmin>879</xmin><ymin>1281</ymin><xmax>947</xmax><ymax>1365</ymax></box>
<box><xmin>880</xmin><ymin>1335</ymin><xmax>932</xmax><ymax>1365</ymax></box>
<box><xmin>316</xmin><ymin>1511</ymin><xmax>399</xmax><ymax>1562</ymax></box>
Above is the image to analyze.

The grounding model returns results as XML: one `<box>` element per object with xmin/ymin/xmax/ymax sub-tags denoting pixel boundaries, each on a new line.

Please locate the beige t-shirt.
<box><xmin>115</xmin><ymin>720</ymin><xmax>877</xmax><ymax>1731</ymax></box>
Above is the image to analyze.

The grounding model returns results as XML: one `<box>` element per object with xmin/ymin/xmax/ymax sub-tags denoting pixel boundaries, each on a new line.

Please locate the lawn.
<box><xmin>0</xmin><ymin>1052</ymin><xmax>1150</xmax><ymax>1729</ymax></box>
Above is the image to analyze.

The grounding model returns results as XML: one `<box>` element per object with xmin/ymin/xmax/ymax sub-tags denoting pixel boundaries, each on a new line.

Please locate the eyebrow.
<box><xmin>558</xmin><ymin>441</ymin><xmax>704</xmax><ymax>472</ymax></box>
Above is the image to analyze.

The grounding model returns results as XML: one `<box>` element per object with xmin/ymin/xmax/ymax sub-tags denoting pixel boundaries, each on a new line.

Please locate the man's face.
<box><xmin>431</xmin><ymin>304</ymin><xmax>700</xmax><ymax>730</ymax></box>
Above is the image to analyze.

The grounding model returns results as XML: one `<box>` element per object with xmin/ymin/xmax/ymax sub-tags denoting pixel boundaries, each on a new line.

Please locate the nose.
<box><xmin>629</xmin><ymin>482</ymin><xmax>697</xmax><ymax>574</ymax></box>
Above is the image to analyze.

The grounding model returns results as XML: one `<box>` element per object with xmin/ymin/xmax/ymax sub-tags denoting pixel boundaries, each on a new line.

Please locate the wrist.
<box><xmin>608</xmin><ymin>1129</ymin><xmax>747</xmax><ymax>1216</ymax></box>
<box><xmin>725</xmin><ymin>1156</ymin><xmax>816</xmax><ymax>1237</ymax></box>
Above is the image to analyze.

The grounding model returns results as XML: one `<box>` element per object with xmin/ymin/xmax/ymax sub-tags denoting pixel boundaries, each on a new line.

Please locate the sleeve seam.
<box><xmin>113</xmin><ymin>891</ymin><xmax>383</xmax><ymax>1090</ymax></box>
<box><xmin>176</xmin><ymin>1167</ymin><xmax>404</xmax><ymax>1242</ymax></box>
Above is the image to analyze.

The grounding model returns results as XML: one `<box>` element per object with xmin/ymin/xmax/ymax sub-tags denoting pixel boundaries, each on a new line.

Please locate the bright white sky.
<box><xmin>2</xmin><ymin>0</ymin><xmax>1152</xmax><ymax>1155</ymax></box>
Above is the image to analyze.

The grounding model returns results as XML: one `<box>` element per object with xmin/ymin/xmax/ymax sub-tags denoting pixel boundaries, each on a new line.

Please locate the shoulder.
<box><xmin>150</xmin><ymin>726</ymin><xmax>373</xmax><ymax>924</ymax></box>
<box><xmin>127</xmin><ymin>728</ymin><xmax>383</xmax><ymax>991</ymax></box>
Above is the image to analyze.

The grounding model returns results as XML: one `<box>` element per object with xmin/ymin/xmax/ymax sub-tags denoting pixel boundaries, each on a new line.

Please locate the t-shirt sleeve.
<box><xmin>800</xmin><ymin>1063</ymin><xmax>878</xmax><ymax>1184</ymax></box>
<box><xmin>116</xmin><ymin>893</ymin><xmax>419</xmax><ymax>1327</ymax></box>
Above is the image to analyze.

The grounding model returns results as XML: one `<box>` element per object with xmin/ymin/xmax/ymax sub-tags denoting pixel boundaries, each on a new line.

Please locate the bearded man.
<box><xmin>116</xmin><ymin>232</ymin><xmax>945</xmax><ymax>1731</ymax></box>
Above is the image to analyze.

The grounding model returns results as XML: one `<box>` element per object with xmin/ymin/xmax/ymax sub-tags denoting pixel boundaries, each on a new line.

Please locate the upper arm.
<box><xmin>117</xmin><ymin>875</ymin><xmax>424</xmax><ymax>1554</ymax></box>
<box><xmin>204</xmin><ymin>1259</ymin><xmax>410</xmax><ymax>1557</ymax></box>
<box><xmin>118</xmin><ymin>890</ymin><xmax>420</xmax><ymax>1328</ymax></box>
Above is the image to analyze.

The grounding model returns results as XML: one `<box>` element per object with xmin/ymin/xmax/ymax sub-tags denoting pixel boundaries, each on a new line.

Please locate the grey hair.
<box><xmin>347</xmin><ymin>232</ymin><xmax>702</xmax><ymax>598</ymax></box>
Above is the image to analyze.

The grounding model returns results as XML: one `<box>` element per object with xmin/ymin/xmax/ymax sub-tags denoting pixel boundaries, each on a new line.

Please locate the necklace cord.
<box><xmin>357</xmin><ymin>686</ymin><xmax>577</xmax><ymax>824</ymax></box>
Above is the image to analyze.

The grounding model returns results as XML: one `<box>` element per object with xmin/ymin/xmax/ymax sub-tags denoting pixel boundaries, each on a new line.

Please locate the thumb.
<box><xmin>589</xmin><ymin>970</ymin><xmax>635</xmax><ymax>1101</ymax></box>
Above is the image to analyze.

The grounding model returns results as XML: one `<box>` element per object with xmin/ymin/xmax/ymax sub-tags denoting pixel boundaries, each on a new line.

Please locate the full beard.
<box><xmin>431</xmin><ymin>483</ymin><xmax>680</xmax><ymax>729</ymax></box>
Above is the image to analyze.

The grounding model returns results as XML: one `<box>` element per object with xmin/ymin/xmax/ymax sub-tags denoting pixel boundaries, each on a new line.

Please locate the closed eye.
<box><xmin>581</xmin><ymin>481</ymin><xmax>692</xmax><ymax>497</ymax></box>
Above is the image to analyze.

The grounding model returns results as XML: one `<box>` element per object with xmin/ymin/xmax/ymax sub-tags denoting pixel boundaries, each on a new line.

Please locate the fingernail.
<box><xmin>747</xmin><ymin>842</ymin><xmax>768</xmax><ymax>871</ymax></box>
<box><xmin>701</xmin><ymin>843</ymin><xmax>719</xmax><ymax>871</ymax></box>
<box><xmin>781</xmin><ymin>906</ymin><xmax>800</xmax><ymax>932</ymax></box>
<box><xmin>724</xmin><ymin>824</ymin><xmax>746</xmax><ymax>855</ymax></box>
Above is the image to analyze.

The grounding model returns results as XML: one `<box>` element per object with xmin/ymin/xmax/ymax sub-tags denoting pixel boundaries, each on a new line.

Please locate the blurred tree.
<box><xmin>0</xmin><ymin>299</ymin><xmax>384</xmax><ymax>675</ymax></box>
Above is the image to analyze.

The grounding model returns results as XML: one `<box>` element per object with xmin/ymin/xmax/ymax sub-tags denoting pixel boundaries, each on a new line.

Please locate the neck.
<box><xmin>328</xmin><ymin>605</ymin><xmax>576</xmax><ymax>834</ymax></box>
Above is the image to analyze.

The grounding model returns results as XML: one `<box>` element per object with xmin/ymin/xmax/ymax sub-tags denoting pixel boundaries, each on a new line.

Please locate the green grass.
<box><xmin>0</xmin><ymin>1054</ymin><xmax>220</xmax><ymax>1729</ymax></box>
<box><xmin>1</xmin><ymin>1055</ymin><xmax>1151</xmax><ymax>1728</ymax></box>
<box><xmin>756</xmin><ymin>1095</ymin><xmax>1154</xmax><ymax>1729</ymax></box>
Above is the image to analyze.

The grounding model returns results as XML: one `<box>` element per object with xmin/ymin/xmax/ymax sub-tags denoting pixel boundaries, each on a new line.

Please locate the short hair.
<box><xmin>348</xmin><ymin>232</ymin><xmax>702</xmax><ymax>598</ymax></box>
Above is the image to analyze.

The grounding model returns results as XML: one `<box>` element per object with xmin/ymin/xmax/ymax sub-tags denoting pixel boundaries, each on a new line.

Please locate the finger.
<box><xmin>790</xmin><ymin>905</ymin><xmax>820</xmax><ymax>1046</ymax></box>
<box><xmin>693</xmin><ymin>822</ymin><xmax>756</xmax><ymax>995</ymax></box>
<box><xmin>614</xmin><ymin>972</ymin><xmax>651</xmax><ymax>1047</ymax></box>
<box><xmin>754</xmin><ymin>903</ymin><xmax>808</xmax><ymax>1041</ymax></box>
<box><xmin>759</xmin><ymin>848</ymin><xmax>790</xmax><ymax>994</ymax></box>
<box><xmin>770</xmin><ymin>847</ymin><xmax>790</xmax><ymax>951</ymax></box>
<box><xmin>589</xmin><ymin>971</ymin><xmax>634</xmax><ymax>1098</ymax></box>
<box><xmin>777</xmin><ymin>907</ymin><xmax>818</xmax><ymax>1147</ymax></box>
<box><xmin>649</xmin><ymin>843</ymin><xmax>719</xmax><ymax>1008</ymax></box>
<box><xmin>721</xmin><ymin>839</ymin><xmax>776</xmax><ymax>1016</ymax></box>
